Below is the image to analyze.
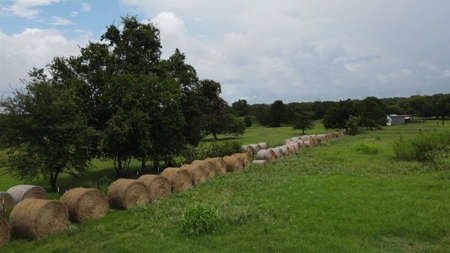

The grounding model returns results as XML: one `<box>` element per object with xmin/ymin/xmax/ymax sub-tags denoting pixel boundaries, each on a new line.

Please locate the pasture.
<box><xmin>1</xmin><ymin>121</ymin><xmax>450</xmax><ymax>252</ymax></box>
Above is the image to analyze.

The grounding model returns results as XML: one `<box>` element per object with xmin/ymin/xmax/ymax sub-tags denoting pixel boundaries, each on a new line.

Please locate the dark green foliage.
<box><xmin>323</xmin><ymin>99</ymin><xmax>359</xmax><ymax>130</ymax></box>
<box><xmin>290</xmin><ymin>103</ymin><xmax>314</xmax><ymax>134</ymax></box>
<box><xmin>231</xmin><ymin>99</ymin><xmax>250</xmax><ymax>117</ymax></box>
<box><xmin>269</xmin><ymin>100</ymin><xmax>287</xmax><ymax>127</ymax></box>
<box><xmin>244</xmin><ymin>116</ymin><xmax>253</xmax><ymax>128</ymax></box>
<box><xmin>0</xmin><ymin>70</ymin><xmax>96</xmax><ymax>191</ymax></box>
<box><xmin>359</xmin><ymin>96</ymin><xmax>386</xmax><ymax>129</ymax></box>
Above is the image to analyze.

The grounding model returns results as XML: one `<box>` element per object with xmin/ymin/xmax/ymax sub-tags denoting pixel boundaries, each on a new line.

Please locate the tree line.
<box><xmin>0</xmin><ymin>16</ymin><xmax>245</xmax><ymax>191</ymax></box>
<box><xmin>230</xmin><ymin>93</ymin><xmax>450</xmax><ymax>133</ymax></box>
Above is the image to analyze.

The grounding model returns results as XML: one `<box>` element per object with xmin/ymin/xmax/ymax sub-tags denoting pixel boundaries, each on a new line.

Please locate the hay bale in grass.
<box><xmin>60</xmin><ymin>188</ymin><xmax>108</xmax><ymax>223</ymax></box>
<box><xmin>180</xmin><ymin>164</ymin><xmax>208</xmax><ymax>185</ymax></box>
<box><xmin>286</xmin><ymin>144</ymin><xmax>297</xmax><ymax>154</ymax></box>
<box><xmin>258</xmin><ymin>142</ymin><xmax>269</xmax><ymax>149</ymax></box>
<box><xmin>107</xmin><ymin>179</ymin><xmax>150</xmax><ymax>210</ymax></box>
<box><xmin>301</xmin><ymin>136</ymin><xmax>317</xmax><ymax>147</ymax></box>
<box><xmin>241</xmin><ymin>145</ymin><xmax>253</xmax><ymax>154</ymax></box>
<box><xmin>223</xmin><ymin>156</ymin><xmax>243</xmax><ymax>172</ymax></box>
<box><xmin>204</xmin><ymin>157</ymin><xmax>227</xmax><ymax>175</ymax></box>
<box><xmin>0</xmin><ymin>192</ymin><xmax>15</xmax><ymax>214</ymax></box>
<box><xmin>252</xmin><ymin>160</ymin><xmax>268</xmax><ymax>166</ymax></box>
<box><xmin>278</xmin><ymin>145</ymin><xmax>291</xmax><ymax>156</ymax></box>
<box><xmin>269</xmin><ymin>147</ymin><xmax>283</xmax><ymax>158</ymax></box>
<box><xmin>191</xmin><ymin>160</ymin><xmax>215</xmax><ymax>179</ymax></box>
<box><xmin>250</xmin><ymin>144</ymin><xmax>262</xmax><ymax>154</ymax></box>
<box><xmin>7</xmin><ymin>185</ymin><xmax>47</xmax><ymax>204</ymax></box>
<box><xmin>286</xmin><ymin>141</ymin><xmax>301</xmax><ymax>152</ymax></box>
<box><xmin>9</xmin><ymin>199</ymin><xmax>69</xmax><ymax>240</ymax></box>
<box><xmin>256</xmin><ymin>149</ymin><xmax>276</xmax><ymax>161</ymax></box>
<box><xmin>161</xmin><ymin>167</ymin><xmax>192</xmax><ymax>193</ymax></box>
<box><xmin>138</xmin><ymin>175</ymin><xmax>171</xmax><ymax>201</ymax></box>
<box><xmin>303</xmin><ymin>140</ymin><xmax>313</xmax><ymax>148</ymax></box>
<box><xmin>0</xmin><ymin>216</ymin><xmax>9</xmax><ymax>247</ymax></box>
<box><xmin>232</xmin><ymin>153</ymin><xmax>250</xmax><ymax>167</ymax></box>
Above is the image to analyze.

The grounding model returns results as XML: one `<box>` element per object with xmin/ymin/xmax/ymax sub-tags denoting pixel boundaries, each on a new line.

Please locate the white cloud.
<box><xmin>0</xmin><ymin>28</ymin><xmax>88</xmax><ymax>94</ymax></box>
<box><xmin>1</xmin><ymin>0</ymin><xmax>61</xmax><ymax>18</ymax></box>
<box><xmin>49</xmin><ymin>16</ymin><xmax>71</xmax><ymax>25</ymax></box>
<box><xmin>81</xmin><ymin>2</ymin><xmax>91</xmax><ymax>12</ymax></box>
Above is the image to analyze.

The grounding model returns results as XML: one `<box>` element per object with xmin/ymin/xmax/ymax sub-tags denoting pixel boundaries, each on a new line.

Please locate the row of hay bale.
<box><xmin>0</xmin><ymin>153</ymin><xmax>253</xmax><ymax>244</ymax></box>
<box><xmin>245</xmin><ymin>131</ymin><xmax>344</xmax><ymax>165</ymax></box>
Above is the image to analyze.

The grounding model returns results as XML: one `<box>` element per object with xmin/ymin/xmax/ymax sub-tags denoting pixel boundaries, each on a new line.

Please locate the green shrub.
<box><xmin>181</xmin><ymin>141</ymin><xmax>242</xmax><ymax>163</ymax></box>
<box><xmin>181</xmin><ymin>203</ymin><xmax>221</xmax><ymax>236</ymax></box>
<box><xmin>393</xmin><ymin>130</ymin><xmax>450</xmax><ymax>162</ymax></box>
<box><xmin>354</xmin><ymin>143</ymin><xmax>381</xmax><ymax>155</ymax></box>
<box><xmin>425</xmin><ymin>148</ymin><xmax>450</xmax><ymax>170</ymax></box>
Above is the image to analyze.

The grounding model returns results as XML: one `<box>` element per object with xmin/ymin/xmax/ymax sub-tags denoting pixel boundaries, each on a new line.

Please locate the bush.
<box><xmin>393</xmin><ymin>130</ymin><xmax>450</xmax><ymax>162</ymax></box>
<box><xmin>354</xmin><ymin>143</ymin><xmax>381</xmax><ymax>155</ymax></box>
<box><xmin>181</xmin><ymin>203</ymin><xmax>221</xmax><ymax>236</ymax></box>
<box><xmin>181</xmin><ymin>141</ymin><xmax>242</xmax><ymax>163</ymax></box>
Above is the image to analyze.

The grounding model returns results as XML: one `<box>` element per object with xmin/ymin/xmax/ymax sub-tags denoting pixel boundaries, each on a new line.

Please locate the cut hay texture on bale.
<box><xmin>269</xmin><ymin>148</ymin><xmax>283</xmax><ymax>158</ymax></box>
<box><xmin>0</xmin><ymin>216</ymin><xmax>9</xmax><ymax>247</ymax></box>
<box><xmin>232</xmin><ymin>153</ymin><xmax>250</xmax><ymax>168</ymax></box>
<box><xmin>161</xmin><ymin>167</ymin><xmax>192</xmax><ymax>193</ymax></box>
<box><xmin>7</xmin><ymin>185</ymin><xmax>48</xmax><ymax>204</ymax></box>
<box><xmin>250</xmin><ymin>144</ymin><xmax>262</xmax><ymax>155</ymax></box>
<box><xmin>257</xmin><ymin>149</ymin><xmax>276</xmax><ymax>161</ymax></box>
<box><xmin>223</xmin><ymin>156</ymin><xmax>243</xmax><ymax>172</ymax></box>
<box><xmin>242</xmin><ymin>145</ymin><xmax>253</xmax><ymax>154</ymax></box>
<box><xmin>252</xmin><ymin>160</ymin><xmax>268</xmax><ymax>166</ymax></box>
<box><xmin>191</xmin><ymin>160</ymin><xmax>215</xmax><ymax>179</ymax></box>
<box><xmin>278</xmin><ymin>146</ymin><xmax>291</xmax><ymax>156</ymax></box>
<box><xmin>204</xmin><ymin>157</ymin><xmax>227</xmax><ymax>175</ymax></box>
<box><xmin>9</xmin><ymin>199</ymin><xmax>69</xmax><ymax>240</ymax></box>
<box><xmin>258</xmin><ymin>142</ymin><xmax>269</xmax><ymax>149</ymax></box>
<box><xmin>138</xmin><ymin>175</ymin><xmax>171</xmax><ymax>201</ymax></box>
<box><xmin>0</xmin><ymin>192</ymin><xmax>15</xmax><ymax>214</ymax></box>
<box><xmin>61</xmin><ymin>188</ymin><xmax>109</xmax><ymax>223</ymax></box>
<box><xmin>180</xmin><ymin>164</ymin><xmax>208</xmax><ymax>185</ymax></box>
<box><xmin>107</xmin><ymin>179</ymin><xmax>150</xmax><ymax>210</ymax></box>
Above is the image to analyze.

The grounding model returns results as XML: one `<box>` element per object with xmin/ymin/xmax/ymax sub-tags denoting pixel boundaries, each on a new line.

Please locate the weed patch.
<box><xmin>354</xmin><ymin>143</ymin><xmax>382</xmax><ymax>155</ymax></box>
<box><xmin>181</xmin><ymin>203</ymin><xmax>221</xmax><ymax>236</ymax></box>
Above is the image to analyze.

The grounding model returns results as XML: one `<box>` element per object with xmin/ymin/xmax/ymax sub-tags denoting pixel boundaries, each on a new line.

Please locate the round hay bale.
<box><xmin>286</xmin><ymin>141</ymin><xmax>301</xmax><ymax>152</ymax></box>
<box><xmin>107</xmin><ymin>179</ymin><xmax>150</xmax><ymax>210</ymax></box>
<box><xmin>0</xmin><ymin>192</ymin><xmax>15</xmax><ymax>214</ymax></box>
<box><xmin>0</xmin><ymin>216</ymin><xmax>9</xmax><ymax>247</ymax></box>
<box><xmin>252</xmin><ymin>160</ymin><xmax>268</xmax><ymax>166</ymax></box>
<box><xmin>180</xmin><ymin>164</ymin><xmax>208</xmax><ymax>185</ymax></box>
<box><xmin>223</xmin><ymin>156</ymin><xmax>243</xmax><ymax>172</ymax></box>
<box><xmin>232</xmin><ymin>153</ymin><xmax>250</xmax><ymax>167</ymax></box>
<box><xmin>278</xmin><ymin>145</ymin><xmax>290</xmax><ymax>156</ymax></box>
<box><xmin>303</xmin><ymin>140</ymin><xmax>313</xmax><ymax>148</ymax></box>
<box><xmin>138</xmin><ymin>175</ymin><xmax>171</xmax><ymax>201</ymax></box>
<box><xmin>161</xmin><ymin>167</ymin><xmax>192</xmax><ymax>193</ymax></box>
<box><xmin>250</xmin><ymin>144</ymin><xmax>262</xmax><ymax>154</ymax></box>
<box><xmin>269</xmin><ymin>147</ymin><xmax>283</xmax><ymax>158</ymax></box>
<box><xmin>9</xmin><ymin>199</ymin><xmax>69</xmax><ymax>240</ymax></box>
<box><xmin>191</xmin><ymin>160</ymin><xmax>216</xmax><ymax>179</ymax></box>
<box><xmin>241</xmin><ymin>145</ymin><xmax>253</xmax><ymax>154</ymax></box>
<box><xmin>286</xmin><ymin>144</ymin><xmax>297</xmax><ymax>154</ymax></box>
<box><xmin>256</xmin><ymin>149</ymin><xmax>276</xmax><ymax>161</ymax></box>
<box><xmin>60</xmin><ymin>188</ymin><xmax>108</xmax><ymax>223</ymax></box>
<box><xmin>204</xmin><ymin>157</ymin><xmax>227</xmax><ymax>175</ymax></box>
<box><xmin>301</xmin><ymin>136</ymin><xmax>317</xmax><ymax>147</ymax></box>
<box><xmin>7</xmin><ymin>185</ymin><xmax>47</xmax><ymax>204</ymax></box>
<box><xmin>258</xmin><ymin>142</ymin><xmax>269</xmax><ymax>149</ymax></box>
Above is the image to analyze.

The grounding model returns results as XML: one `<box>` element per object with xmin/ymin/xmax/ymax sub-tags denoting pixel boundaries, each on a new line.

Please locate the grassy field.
<box><xmin>2</xmin><ymin>121</ymin><xmax>450</xmax><ymax>252</ymax></box>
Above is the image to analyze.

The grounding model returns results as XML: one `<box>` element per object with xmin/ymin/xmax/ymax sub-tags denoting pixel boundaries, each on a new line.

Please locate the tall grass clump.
<box><xmin>181</xmin><ymin>203</ymin><xmax>221</xmax><ymax>236</ymax></box>
<box><xmin>393</xmin><ymin>130</ymin><xmax>450</xmax><ymax>162</ymax></box>
<box><xmin>354</xmin><ymin>143</ymin><xmax>381</xmax><ymax>155</ymax></box>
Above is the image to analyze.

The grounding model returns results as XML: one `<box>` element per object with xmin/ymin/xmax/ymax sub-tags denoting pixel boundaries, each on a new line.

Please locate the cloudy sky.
<box><xmin>1</xmin><ymin>0</ymin><xmax>450</xmax><ymax>104</ymax></box>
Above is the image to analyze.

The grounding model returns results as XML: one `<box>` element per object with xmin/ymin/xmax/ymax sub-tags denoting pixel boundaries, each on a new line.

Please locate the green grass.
<box><xmin>2</xmin><ymin>121</ymin><xmax>450</xmax><ymax>252</ymax></box>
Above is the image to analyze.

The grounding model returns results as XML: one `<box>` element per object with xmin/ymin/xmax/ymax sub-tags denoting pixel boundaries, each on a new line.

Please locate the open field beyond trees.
<box><xmin>1</xmin><ymin>121</ymin><xmax>450</xmax><ymax>252</ymax></box>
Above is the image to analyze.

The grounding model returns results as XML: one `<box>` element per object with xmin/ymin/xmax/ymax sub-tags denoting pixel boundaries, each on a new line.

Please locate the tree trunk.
<box><xmin>49</xmin><ymin>170</ymin><xmax>60</xmax><ymax>192</ymax></box>
<box><xmin>141</xmin><ymin>157</ymin><xmax>146</xmax><ymax>172</ymax></box>
<box><xmin>116</xmin><ymin>156</ymin><xmax>123</xmax><ymax>178</ymax></box>
<box><xmin>213</xmin><ymin>132</ymin><xmax>218</xmax><ymax>140</ymax></box>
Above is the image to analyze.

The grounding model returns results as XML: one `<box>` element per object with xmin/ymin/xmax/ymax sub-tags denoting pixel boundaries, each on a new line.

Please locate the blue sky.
<box><xmin>1</xmin><ymin>0</ymin><xmax>450</xmax><ymax>104</ymax></box>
